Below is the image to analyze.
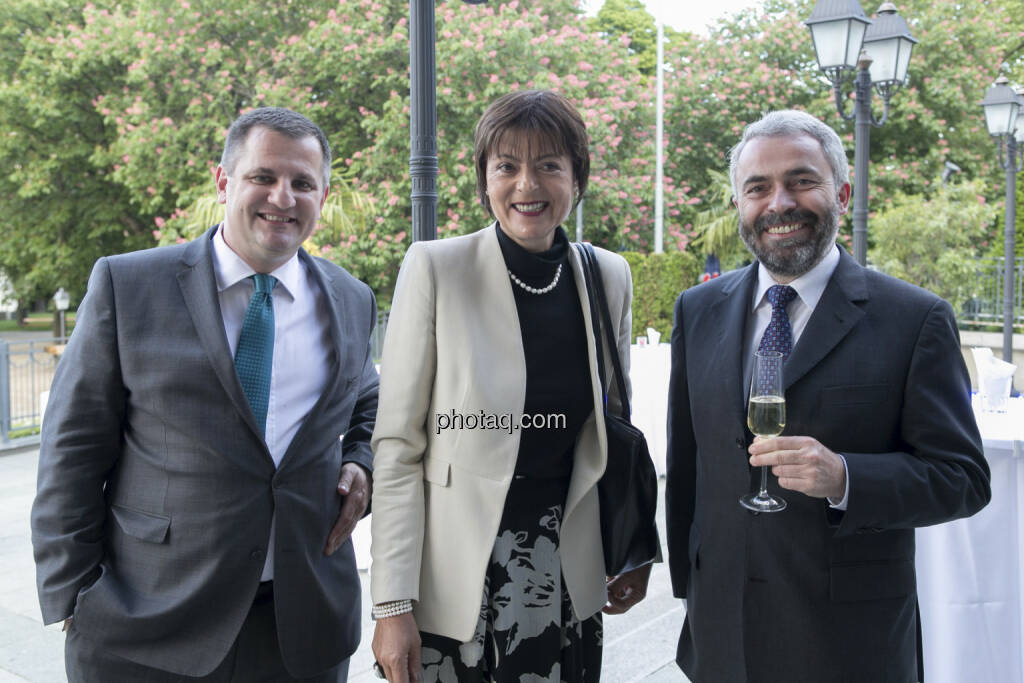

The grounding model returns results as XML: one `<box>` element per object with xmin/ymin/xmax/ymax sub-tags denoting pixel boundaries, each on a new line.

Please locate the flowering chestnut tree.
<box><xmin>1</xmin><ymin>0</ymin><xmax>1022</xmax><ymax>308</ymax></box>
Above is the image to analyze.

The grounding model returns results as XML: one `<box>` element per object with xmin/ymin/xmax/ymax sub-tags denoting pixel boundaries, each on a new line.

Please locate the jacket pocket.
<box><xmin>830</xmin><ymin>559</ymin><xmax>914</xmax><ymax>602</ymax></box>
<box><xmin>110</xmin><ymin>504</ymin><xmax>170</xmax><ymax>544</ymax></box>
<box><xmin>423</xmin><ymin>457</ymin><xmax>451</xmax><ymax>487</ymax></box>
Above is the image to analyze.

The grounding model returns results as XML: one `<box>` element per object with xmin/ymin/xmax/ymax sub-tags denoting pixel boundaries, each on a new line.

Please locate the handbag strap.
<box><xmin>574</xmin><ymin>243</ymin><xmax>632</xmax><ymax>421</ymax></box>
<box><xmin>575</xmin><ymin>243</ymin><xmax>608</xmax><ymax>410</ymax></box>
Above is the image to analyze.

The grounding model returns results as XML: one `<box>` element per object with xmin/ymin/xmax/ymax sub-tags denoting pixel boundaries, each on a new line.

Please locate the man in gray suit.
<box><xmin>666</xmin><ymin>110</ymin><xmax>990</xmax><ymax>682</ymax></box>
<box><xmin>31</xmin><ymin>107</ymin><xmax>378</xmax><ymax>682</ymax></box>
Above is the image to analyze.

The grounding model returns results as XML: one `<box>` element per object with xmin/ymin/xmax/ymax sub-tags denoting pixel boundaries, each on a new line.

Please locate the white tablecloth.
<box><xmin>628</xmin><ymin>343</ymin><xmax>670</xmax><ymax>476</ymax></box>
<box><xmin>916</xmin><ymin>396</ymin><xmax>1024</xmax><ymax>683</ymax></box>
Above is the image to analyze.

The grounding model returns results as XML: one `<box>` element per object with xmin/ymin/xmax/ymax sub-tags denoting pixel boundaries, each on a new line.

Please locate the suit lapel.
<box><xmin>715</xmin><ymin>264</ymin><xmax>758</xmax><ymax>415</ymax></box>
<box><xmin>785</xmin><ymin>249</ymin><xmax>868</xmax><ymax>391</ymax></box>
<box><xmin>176</xmin><ymin>227</ymin><xmax>268</xmax><ymax>445</ymax></box>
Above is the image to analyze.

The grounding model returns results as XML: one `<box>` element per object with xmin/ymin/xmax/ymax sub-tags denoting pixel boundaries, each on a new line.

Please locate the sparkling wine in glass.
<box><xmin>740</xmin><ymin>350</ymin><xmax>787</xmax><ymax>512</ymax></box>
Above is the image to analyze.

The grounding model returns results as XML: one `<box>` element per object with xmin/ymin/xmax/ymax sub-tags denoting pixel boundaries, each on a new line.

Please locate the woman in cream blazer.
<box><xmin>370</xmin><ymin>90</ymin><xmax>652</xmax><ymax>683</ymax></box>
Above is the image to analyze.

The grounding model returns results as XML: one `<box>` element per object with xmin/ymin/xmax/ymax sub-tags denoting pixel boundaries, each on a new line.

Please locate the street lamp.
<box><xmin>980</xmin><ymin>75</ymin><xmax>1023</xmax><ymax>367</ymax></box>
<box><xmin>805</xmin><ymin>2</ymin><xmax>917</xmax><ymax>266</ymax></box>
<box><xmin>52</xmin><ymin>287</ymin><xmax>70</xmax><ymax>343</ymax></box>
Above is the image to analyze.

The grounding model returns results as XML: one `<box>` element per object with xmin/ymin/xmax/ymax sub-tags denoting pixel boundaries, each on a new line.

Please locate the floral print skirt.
<box><xmin>419</xmin><ymin>476</ymin><xmax>602</xmax><ymax>682</ymax></box>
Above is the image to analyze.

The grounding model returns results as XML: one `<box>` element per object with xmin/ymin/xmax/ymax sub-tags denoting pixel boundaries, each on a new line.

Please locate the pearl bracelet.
<box><xmin>371</xmin><ymin>600</ymin><xmax>413</xmax><ymax>620</ymax></box>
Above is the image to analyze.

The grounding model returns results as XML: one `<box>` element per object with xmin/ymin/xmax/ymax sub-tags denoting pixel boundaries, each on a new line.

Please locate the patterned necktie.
<box><xmin>234</xmin><ymin>274</ymin><xmax>277</xmax><ymax>435</ymax></box>
<box><xmin>757</xmin><ymin>285</ymin><xmax>798</xmax><ymax>359</ymax></box>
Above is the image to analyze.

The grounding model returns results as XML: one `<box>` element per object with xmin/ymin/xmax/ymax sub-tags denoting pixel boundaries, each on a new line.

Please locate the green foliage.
<box><xmin>860</xmin><ymin>0</ymin><xmax>1022</xmax><ymax>210</ymax></box>
<box><xmin>2</xmin><ymin>0</ymin><xmax>1024</xmax><ymax>313</ymax></box>
<box><xmin>350</xmin><ymin>0</ymin><xmax>661</xmax><ymax>301</ymax></box>
<box><xmin>621</xmin><ymin>249</ymin><xmax>701</xmax><ymax>339</ymax></box>
<box><xmin>0</xmin><ymin>0</ymin><xmax>150</xmax><ymax>305</ymax></box>
<box><xmin>665</xmin><ymin>0</ymin><xmax>1023</xmax><ymax>256</ymax></box>
<box><xmin>689</xmin><ymin>168</ymin><xmax>750</xmax><ymax>270</ymax></box>
<box><xmin>588</xmin><ymin>0</ymin><xmax>663</xmax><ymax>75</ymax></box>
<box><xmin>867</xmin><ymin>178</ymin><xmax>996</xmax><ymax>311</ymax></box>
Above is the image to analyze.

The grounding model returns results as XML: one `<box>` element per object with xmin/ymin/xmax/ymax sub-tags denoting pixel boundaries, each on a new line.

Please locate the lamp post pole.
<box><xmin>410</xmin><ymin>0</ymin><xmax>438</xmax><ymax>243</ymax></box>
<box><xmin>999</xmin><ymin>134</ymin><xmax>1019</xmax><ymax>365</ymax></box>
<box><xmin>981</xmin><ymin>75</ymin><xmax>1023</xmax><ymax>368</ymax></box>
<box><xmin>654</xmin><ymin>20</ymin><xmax>664</xmax><ymax>254</ymax></box>
<box><xmin>851</xmin><ymin>56</ymin><xmax>874</xmax><ymax>266</ymax></box>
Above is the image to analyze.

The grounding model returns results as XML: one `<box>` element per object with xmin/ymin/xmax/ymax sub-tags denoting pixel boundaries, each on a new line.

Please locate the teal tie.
<box><xmin>234</xmin><ymin>274</ymin><xmax>277</xmax><ymax>435</ymax></box>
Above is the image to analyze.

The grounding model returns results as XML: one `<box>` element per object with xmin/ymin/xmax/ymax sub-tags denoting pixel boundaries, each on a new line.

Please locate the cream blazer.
<box><xmin>370</xmin><ymin>225</ymin><xmax>633</xmax><ymax>642</ymax></box>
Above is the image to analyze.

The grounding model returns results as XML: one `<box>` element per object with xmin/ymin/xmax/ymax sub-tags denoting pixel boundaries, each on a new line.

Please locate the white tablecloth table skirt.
<box><xmin>915</xmin><ymin>397</ymin><xmax>1024</xmax><ymax>683</ymax></box>
<box><xmin>628</xmin><ymin>343</ymin><xmax>670</xmax><ymax>476</ymax></box>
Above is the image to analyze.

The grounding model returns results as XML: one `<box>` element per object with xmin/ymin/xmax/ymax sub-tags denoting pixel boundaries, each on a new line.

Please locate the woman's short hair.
<box><xmin>473</xmin><ymin>90</ymin><xmax>590</xmax><ymax>217</ymax></box>
<box><xmin>728</xmin><ymin>109</ymin><xmax>849</xmax><ymax>198</ymax></box>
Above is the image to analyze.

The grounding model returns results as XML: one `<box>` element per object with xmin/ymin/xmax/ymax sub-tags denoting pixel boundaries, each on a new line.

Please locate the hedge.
<box><xmin>620</xmin><ymin>250</ymin><xmax>703</xmax><ymax>342</ymax></box>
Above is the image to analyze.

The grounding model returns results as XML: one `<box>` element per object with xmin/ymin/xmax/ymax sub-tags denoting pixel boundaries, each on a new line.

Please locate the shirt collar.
<box><xmin>212</xmin><ymin>224</ymin><xmax>300</xmax><ymax>300</ymax></box>
<box><xmin>752</xmin><ymin>243</ymin><xmax>840</xmax><ymax>311</ymax></box>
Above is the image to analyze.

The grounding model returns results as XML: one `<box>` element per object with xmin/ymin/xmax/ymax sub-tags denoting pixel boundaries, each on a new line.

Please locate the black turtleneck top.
<box><xmin>496</xmin><ymin>224</ymin><xmax>592</xmax><ymax>479</ymax></box>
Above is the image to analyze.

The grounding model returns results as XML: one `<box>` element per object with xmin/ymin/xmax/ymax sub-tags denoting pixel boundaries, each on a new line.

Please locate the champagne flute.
<box><xmin>740</xmin><ymin>350</ymin><xmax>787</xmax><ymax>513</ymax></box>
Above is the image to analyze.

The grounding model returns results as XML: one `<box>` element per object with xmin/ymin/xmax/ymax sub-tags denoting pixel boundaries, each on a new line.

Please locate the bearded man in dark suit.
<box><xmin>666</xmin><ymin>109</ymin><xmax>990</xmax><ymax>683</ymax></box>
<box><xmin>32</xmin><ymin>107</ymin><xmax>378</xmax><ymax>682</ymax></box>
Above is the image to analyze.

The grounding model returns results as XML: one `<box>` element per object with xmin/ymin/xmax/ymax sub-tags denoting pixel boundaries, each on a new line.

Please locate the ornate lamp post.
<box><xmin>805</xmin><ymin>2</ymin><xmax>917</xmax><ymax>266</ymax></box>
<box><xmin>980</xmin><ymin>75</ymin><xmax>1023</xmax><ymax>366</ymax></box>
<box><xmin>410</xmin><ymin>0</ymin><xmax>488</xmax><ymax>244</ymax></box>
<box><xmin>410</xmin><ymin>0</ymin><xmax>439</xmax><ymax>243</ymax></box>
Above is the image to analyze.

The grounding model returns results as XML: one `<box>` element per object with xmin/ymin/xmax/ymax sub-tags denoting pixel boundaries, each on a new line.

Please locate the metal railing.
<box><xmin>960</xmin><ymin>256</ymin><xmax>1024</xmax><ymax>328</ymax></box>
<box><xmin>0</xmin><ymin>338</ymin><xmax>63</xmax><ymax>442</ymax></box>
<box><xmin>1</xmin><ymin>312</ymin><xmax>391</xmax><ymax>442</ymax></box>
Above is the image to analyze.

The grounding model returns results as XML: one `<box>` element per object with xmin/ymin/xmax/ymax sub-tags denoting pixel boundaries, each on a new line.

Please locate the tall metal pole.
<box><xmin>410</xmin><ymin>0</ymin><xmax>438</xmax><ymax>242</ymax></box>
<box><xmin>1003</xmin><ymin>135</ymin><xmax>1017</xmax><ymax>368</ymax></box>
<box><xmin>851</xmin><ymin>63</ymin><xmax>873</xmax><ymax>267</ymax></box>
<box><xmin>653</xmin><ymin>20</ymin><xmax>664</xmax><ymax>254</ymax></box>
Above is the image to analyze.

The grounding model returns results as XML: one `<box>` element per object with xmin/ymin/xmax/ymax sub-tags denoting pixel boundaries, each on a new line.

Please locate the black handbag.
<box><xmin>575</xmin><ymin>243</ymin><xmax>660</xmax><ymax>577</ymax></box>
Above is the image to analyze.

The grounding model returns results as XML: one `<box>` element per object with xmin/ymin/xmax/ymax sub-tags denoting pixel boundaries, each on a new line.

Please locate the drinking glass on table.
<box><xmin>740</xmin><ymin>350</ymin><xmax>787</xmax><ymax>513</ymax></box>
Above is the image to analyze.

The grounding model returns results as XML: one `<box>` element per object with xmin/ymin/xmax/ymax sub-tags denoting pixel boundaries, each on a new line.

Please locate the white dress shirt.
<box><xmin>742</xmin><ymin>245</ymin><xmax>850</xmax><ymax>509</ymax></box>
<box><xmin>212</xmin><ymin>225</ymin><xmax>331</xmax><ymax>579</ymax></box>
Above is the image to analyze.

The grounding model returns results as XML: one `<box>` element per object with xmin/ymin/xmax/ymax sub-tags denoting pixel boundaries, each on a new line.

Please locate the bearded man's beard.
<box><xmin>739</xmin><ymin>203</ymin><xmax>839</xmax><ymax>278</ymax></box>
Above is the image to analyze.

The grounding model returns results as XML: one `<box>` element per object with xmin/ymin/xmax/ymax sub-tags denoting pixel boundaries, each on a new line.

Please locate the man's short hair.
<box><xmin>729</xmin><ymin>110</ymin><xmax>849</xmax><ymax>198</ymax></box>
<box><xmin>220</xmin><ymin>107</ymin><xmax>332</xmax><ymax>189</ymax></box>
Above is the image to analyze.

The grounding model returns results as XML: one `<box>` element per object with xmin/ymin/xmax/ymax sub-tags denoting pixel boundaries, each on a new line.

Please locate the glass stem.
<box><xmin>759</xmin><ymin>465</ymin><xmax>769</xmax><ymax>497</ymax></box>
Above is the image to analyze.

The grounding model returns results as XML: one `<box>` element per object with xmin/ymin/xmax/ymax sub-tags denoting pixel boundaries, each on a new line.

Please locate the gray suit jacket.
<box><xmin>666</xmin><ymin>248</ymin><xmax>990</xmax><ymax>683</ymax></box>
<box><xmin>31</xmin><ymin>226</ymin><xmax>379</xmax><ymax>678</ymax></box>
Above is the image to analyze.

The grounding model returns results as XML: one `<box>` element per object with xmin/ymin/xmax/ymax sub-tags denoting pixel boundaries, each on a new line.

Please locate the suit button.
<box><xmin>735</xmin><ymin>438</ymin><xmax>745</xmax><ymax>449</ymax></box>
<box><xmin>250</xmin><ymin>548</ymin><xmax>264</xmax><ymax>561</ymax></box>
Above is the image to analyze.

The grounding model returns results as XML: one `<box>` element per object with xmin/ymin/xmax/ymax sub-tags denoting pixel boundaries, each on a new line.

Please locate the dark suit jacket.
<box><xmin>666</xmin><ymin>249</ymin><xmax>990</xmax><ymax>683</ymax></box>
<box><xmin>31</xmin><ymin>227</ymin><xmax>379</xmax><ymax>678</ymax></box>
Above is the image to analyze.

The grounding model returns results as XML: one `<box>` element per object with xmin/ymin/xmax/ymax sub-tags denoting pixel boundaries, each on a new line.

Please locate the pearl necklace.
<box><xmin>508</xmin><ymin>263</ymin><xmax>562</xmax><ymax>295</ymax></box>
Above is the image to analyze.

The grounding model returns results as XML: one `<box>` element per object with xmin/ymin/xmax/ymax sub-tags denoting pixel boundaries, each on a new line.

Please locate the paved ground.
<box><xmin>0</xmin><ymin>445</ymin><xmax>689</xmax><ymax>682</ymax></box>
